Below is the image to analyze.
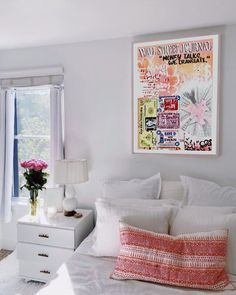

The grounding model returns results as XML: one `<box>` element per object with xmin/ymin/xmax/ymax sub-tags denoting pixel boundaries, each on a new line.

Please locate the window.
<box><xmin>13</xmin><ymin>86</ymin><xmax>51</xmax><ymax>197</ymax></box>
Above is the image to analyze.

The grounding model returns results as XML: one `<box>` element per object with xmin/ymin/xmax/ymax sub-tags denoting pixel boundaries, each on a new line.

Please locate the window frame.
<box><xmin>13</xmin><ymin>86</ymin><xmax>51</xmax><ymax>197</ymax></box>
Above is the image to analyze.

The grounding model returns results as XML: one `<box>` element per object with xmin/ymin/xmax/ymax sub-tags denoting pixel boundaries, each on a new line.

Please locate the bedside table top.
<box><xmin>18</xmin><ymin>209</ymin><xmax>93</xmax><ymax>230</ymax></box>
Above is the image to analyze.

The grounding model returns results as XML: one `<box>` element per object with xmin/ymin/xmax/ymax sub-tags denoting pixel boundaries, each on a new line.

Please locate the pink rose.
<box><xmin>20</xmin><ymin>159</ymin><xmax>48</xmax><ymax>171</ymax></box>
<box><xmin>20</xmin><ymin>161</ymin><xmax>28</xmax><ymax>169</ymax></box>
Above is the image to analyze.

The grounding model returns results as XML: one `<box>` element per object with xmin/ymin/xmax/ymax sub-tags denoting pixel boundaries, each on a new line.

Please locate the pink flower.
<box><xmin>20</xmin><ymin>159</ymin><xmax>48</xmax><ymax>171</ymax></box>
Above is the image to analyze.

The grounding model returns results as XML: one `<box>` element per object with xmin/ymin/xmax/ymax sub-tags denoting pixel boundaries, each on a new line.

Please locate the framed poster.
<box><xmin>133</xmin><ymin>35</ymin><xmax>219</xmax><ymax>155</ymax></box>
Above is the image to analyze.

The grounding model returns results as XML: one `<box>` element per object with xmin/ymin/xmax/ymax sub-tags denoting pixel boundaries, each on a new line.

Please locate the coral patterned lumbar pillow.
<box><xmin>111</xmin><ymin>222</ymin><xmax>229</xmax><ymax>290</ymax></box>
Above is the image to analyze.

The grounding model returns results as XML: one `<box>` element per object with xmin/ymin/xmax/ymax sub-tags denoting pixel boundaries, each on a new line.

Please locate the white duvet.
<box><xmin>37</xmin><ymin>233</ymin><xmax>236</xmax><ymax>295</ymax></box>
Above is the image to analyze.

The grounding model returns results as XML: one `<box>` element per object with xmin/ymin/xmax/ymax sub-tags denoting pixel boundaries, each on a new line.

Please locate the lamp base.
<box><xmin>64</xmin><ymin>210</ymin><xmax>76</xmax><ymax>217</ymax></box>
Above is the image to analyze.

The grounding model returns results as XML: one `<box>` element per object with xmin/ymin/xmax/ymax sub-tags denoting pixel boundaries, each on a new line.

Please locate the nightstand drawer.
<box><xmin>17</xmin><ymin>210</ymin><xmax>93</xmax><ymax>283</ymax></box>
<box><xmin>17</xmin><ymin>242</ymin><xmax>73</xmax><ymax>266</ymax></box>
<box><xmin>17</xmin><ymin>224</ymin><xmax>74</xmax><ymax>249</ymax></box>
<box><xmin>19</xmin><ymin>260</ymin><xmax>57</xmax><ymax>282</ymax></box>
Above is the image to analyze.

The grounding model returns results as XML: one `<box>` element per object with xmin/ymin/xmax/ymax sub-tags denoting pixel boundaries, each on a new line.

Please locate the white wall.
<box><xmin>0</xmin><ymin>25</ymin><xmax>236</xmax><ymax>249</ymax></box>
<box><xmin>1</xmin><ymin>200</ymin><xmax>28</xmax><ymax>250</ymax></box>
<box><xmin>0</xmin><ymin>222</ymin><xmax>2</xmax><ymax>249</ymax></box>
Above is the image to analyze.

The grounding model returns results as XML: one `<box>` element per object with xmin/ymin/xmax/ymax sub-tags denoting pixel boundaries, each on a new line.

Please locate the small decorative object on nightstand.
<box><xmin>43</xmin><ymin>187</ymin><xmax>64</xmax><ymax>213</ymax></box>
<box><xmin>54</xmin><ymin>159</ymin><xmax>88</xmax><ymax>216</ymax></box>
<box><xmin>17</xmin><ymin>209</ymin><xmax>93</xmax><ymax>283</ymax></box>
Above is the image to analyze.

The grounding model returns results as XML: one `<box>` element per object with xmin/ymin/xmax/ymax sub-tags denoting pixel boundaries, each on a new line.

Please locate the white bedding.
<box><xmin>37</xmin><ymin>232</ymin><xmax>235</xmax><ymax>295</ymax></box>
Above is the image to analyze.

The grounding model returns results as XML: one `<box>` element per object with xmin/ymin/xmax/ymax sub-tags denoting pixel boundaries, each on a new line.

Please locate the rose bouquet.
<box><xmin>20</xmin><ymin>159</ymin><xmax>49</xmax><ymax>216</ymax></box>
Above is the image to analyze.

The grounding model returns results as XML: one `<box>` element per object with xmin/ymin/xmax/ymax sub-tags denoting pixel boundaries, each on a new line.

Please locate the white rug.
<box><xmin>0</xmin><ymin>251</ymin><xmax>44</xmax><ymax>295</ymax></box>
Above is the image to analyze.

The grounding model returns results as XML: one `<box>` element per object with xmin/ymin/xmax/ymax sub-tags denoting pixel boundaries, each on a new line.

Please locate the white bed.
<box><xmin>36</xmin><ymin>179</ymin><xmax>236</xmax><ymax>294</ymax></box>
<box><xmin>36</xmin><ymin>231</ymin><xmax>235</xmax><ymax>295</ymax></box>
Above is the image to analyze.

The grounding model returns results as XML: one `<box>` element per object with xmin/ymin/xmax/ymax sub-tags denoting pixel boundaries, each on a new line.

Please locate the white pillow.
<box><xmin>170</xmin><ymin>206</ymin><xmax>236</xmax><ymax>275</ymax></box>
<box><xmin>91</xmin><ymin>198</ymin><xmax>171</xmax><ymax>257</ymax></box>
<box><xmin>99</xmin><ymin>198</ymin><xmax>181</xmax><ymax>226</ymax></box>
<box><xmin>101</xmin><ymin>197</ymin><xmax>182</xmax><ymax>207</ymax></box>
<box><xmin>160</xmin><ymin>181</ymin><xmax>184</xmax><ymax>201</ymax></box>
<box><xmin>181</xmin><ymin>176</ymin><xmax>236</xmax><ymax>206</ymax></box>
<box><xmin>102</xmin><ymin>173</ymin><xmax>161</xmax><ymax>199</ymax></box>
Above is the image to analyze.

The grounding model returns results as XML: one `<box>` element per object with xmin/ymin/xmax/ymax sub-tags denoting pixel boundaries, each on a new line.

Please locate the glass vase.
<box><xmin>29</xmin><ymin>189</ymin><xmax>39</xmax><ymax>218</ymax></box>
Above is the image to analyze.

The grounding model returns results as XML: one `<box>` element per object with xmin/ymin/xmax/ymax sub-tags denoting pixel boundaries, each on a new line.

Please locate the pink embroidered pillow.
<box><xmin>111</xmin><ymin>222</ymin><xmax>229</xmax><ymax>290</ymax></box>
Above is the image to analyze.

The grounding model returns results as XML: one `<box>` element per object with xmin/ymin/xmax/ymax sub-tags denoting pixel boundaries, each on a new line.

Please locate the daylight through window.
<box><xmin>14</xmin><ymin>86</ymin><xmax>51</xmax><ymax>197</ymax></box>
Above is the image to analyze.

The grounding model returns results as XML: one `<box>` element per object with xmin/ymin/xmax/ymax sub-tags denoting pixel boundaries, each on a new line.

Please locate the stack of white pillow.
<box><xmin>88</xmin><ymin>173</ymin><xmax>236</xmax><ymax>281</ymax></box>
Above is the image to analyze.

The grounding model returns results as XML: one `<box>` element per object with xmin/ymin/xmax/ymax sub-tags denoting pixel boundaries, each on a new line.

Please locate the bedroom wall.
<box><xmin>1</xmin><ymin>200</ymin><xmax>28</xmax><ymax>249</ymax></box>
<box><xmin>0</xmin><ymin>24</ymin><xmax>236</xmax><ymax>249</ymax></box>
<box><xmin>0</xmin><ymin>223</ymin><xmax>2</xmax><ymax>249</ymax></box>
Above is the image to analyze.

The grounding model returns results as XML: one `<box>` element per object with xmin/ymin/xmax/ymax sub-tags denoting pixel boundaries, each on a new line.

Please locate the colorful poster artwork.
<box><xmin>156</xmin><ymin>130</ymin><xmax>183</xmax><ymax>150</ymax></box>
<box><xmin>138</xmin><ymin>97</ymin><xmax>157</xmax><ymax>149</ymax></box>
<box><xmin>133</xmin><ymin>35</ymin><xmax>219</xmax><ymax>154</ymax></box>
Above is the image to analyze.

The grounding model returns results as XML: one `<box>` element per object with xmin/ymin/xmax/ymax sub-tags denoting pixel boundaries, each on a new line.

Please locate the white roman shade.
<box><xmin>0</xmin><ymin>66</ymin><xmax>64</xmax><ymax>88</ymax></box>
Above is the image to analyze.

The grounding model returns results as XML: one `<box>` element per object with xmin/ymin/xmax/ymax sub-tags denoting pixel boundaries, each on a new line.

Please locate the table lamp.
<box><xmin>54</xmin><ymin>159</ymin><xmax>88</xmax><ymax>216</ymax></box>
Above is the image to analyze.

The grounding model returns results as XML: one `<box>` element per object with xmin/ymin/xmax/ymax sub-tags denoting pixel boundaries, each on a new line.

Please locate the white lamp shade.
<box><xmin>54</xmin><ymin>159</ymin><xmax>88</xmax><ymax>184</ymax></box>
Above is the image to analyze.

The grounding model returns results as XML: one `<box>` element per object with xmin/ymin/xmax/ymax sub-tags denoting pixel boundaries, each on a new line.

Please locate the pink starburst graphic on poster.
<box><xmin>186</xmin><ymin>100</ymin><xmax>208</xmax><ymax>125</ymax></box>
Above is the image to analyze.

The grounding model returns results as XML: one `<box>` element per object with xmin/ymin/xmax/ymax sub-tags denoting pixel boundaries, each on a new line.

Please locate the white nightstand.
<box><xmin>17</xmin><ymin>209</ymin><xmax>93</xmax><ymax>283</ymax></box>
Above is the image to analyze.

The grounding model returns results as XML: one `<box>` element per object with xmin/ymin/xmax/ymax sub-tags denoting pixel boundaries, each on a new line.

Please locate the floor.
<box><xmin>0</xmin><ymin>250</ymin><xmax>44</xmax><ymax>295</ymax></box>
<box><xmin>0</xmin><ymin>249</ymin><xmax>12</xmax><ymax>261</ymax></box>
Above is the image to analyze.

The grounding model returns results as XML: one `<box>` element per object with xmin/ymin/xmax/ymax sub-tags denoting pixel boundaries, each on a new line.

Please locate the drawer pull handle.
<box><xmin>38</xmin><ymin>234</ymin><xmax>49</xmax><ymax>239</ymax></box>
<box><xmin>38</xmin><ymin>253</ymin><xmax>49</xmax><ymax>258</ymax></box>
<box><xmin>40</xmin><ymin>270</ymin><xmax>50</xmax><ymax>274</ymax></box>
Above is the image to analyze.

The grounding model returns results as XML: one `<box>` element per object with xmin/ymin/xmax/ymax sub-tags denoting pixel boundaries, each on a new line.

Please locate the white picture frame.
<box><xmin>133</xmin><ymin>35</ymin><xmax>219</xmax><ymax>155</ymax></box>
